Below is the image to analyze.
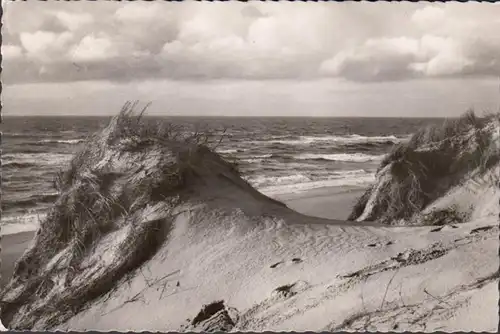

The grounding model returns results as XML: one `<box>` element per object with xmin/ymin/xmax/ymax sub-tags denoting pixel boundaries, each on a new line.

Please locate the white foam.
<box><xmin>239</xmin><ymin>154</ymin><xmax>274</xmax><ymax>163</ymax></box>
<box><xmin>257</xmin><ymin>172</ymin><xmax>376</xmax><ymax>196</ymax></box>
<box><xmin>217</xmin><ymin>149</ymin><xmax>239</xmax><ymax>154</ymax></box>
<box><xmin>266</xmin><ymin>134</ymin><xmax>402</xmax><ymax>146</ymax></box>
<box><xmin>2</xmin><ymin>153</ymin><xmax>73</xmax><ymax>167</ymax></box>
<box><xmin>248</xmin><ymin>174</ymin><xmax>312</xmax><ymax>189</ymax></box>
<box><xmin>295</xmin><ymin>153</ymin><xmax>385</xmax><ymax>163</ymax></box>
<box><xmin>1</xmin><ymin>213</ymin><xmax>44</xmax><ymax>236</ymax></box>
<box><xmin>40</xmin><ymin>139</ymin><xmax>85</xmax><ymax>145</ymax></box>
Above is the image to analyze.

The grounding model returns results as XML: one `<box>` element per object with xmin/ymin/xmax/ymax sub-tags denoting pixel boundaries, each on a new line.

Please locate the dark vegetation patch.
<box><xmin>185</xmin><ymin>300</ymin><xmax>238</xmax><ymax>332</ymax></box>
<box><xmin>274</xmin><ymin>283</ymin><xmax>297</xmax><ymax>298</ymax></box>
<box><xmin>470</xmin><ymin>225</ymin><xmax>496</xmax><ymax>234</ymax></box>
<box><xmin>339</xmin><ymin>243</ymin><xmax>450</xmax><ymax>281</ymax></box>
<box><xmin>391</xmin><ymin>245</ymin><xmax>448</xmax><ymax>266</ymax></box>
<box><xmin>421</xmin><ymin>207</ymin><xmax>469</xmax><ymax>226</ymax></box>
<box><xmin>191</xmin><ymin>300</ymin><xmax>226</xmax><ymax>326</ymax></box>
<box><xmin>270</xmin><ymin>261</ymin><xmax>283</xmax><ymax>269</ymax></box>
<box><xmin>0</xmin><ymin>101</ymin><xmax>242</xmax><ymax>330</ymax></box>
<box><xmin>348</xmin><ymin>111</ymin><xmax>500</xmax><ymax>225</ymax></box>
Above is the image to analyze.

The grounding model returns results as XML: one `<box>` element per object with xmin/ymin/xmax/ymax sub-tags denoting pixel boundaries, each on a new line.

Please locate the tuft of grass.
<box><xmin>350</xmin><ymin>110</ymin><xmax>500</xmax><ymax>224</ymax></box>
<box><xmin>420</xmin><ymin>206</ymin><xmax>469</xmax><ymax>226</ymax></box>
<box><xmin>273</xmin><ymin>283</ymin><xmax>297</xmax><ymax>298</ymax></box>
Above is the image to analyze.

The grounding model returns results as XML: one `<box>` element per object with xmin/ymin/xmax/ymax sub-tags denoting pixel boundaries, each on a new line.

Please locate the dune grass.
<box><xmin>349</xmin><ymin>110</ymin><xmax>500</xmax><ymax>224</ymax></box>
<box><xmin>0</xmin><ymin>102</ymin><xmax>240</xmax><ymax>329</ymax></box>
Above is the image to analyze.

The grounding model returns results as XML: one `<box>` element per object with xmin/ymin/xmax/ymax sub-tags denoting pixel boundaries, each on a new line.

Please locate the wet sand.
<box><xmin>1</xmin><ymin>231</ymin><xmax>35</xmax><ymax>288</ymax></box>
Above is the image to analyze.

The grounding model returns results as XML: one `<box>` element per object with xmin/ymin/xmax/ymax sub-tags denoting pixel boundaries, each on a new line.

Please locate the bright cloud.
<box><xmin>2</xmin><ymin>45</ymin><xmax>23</xmax><ymax>59</ymax></box>
<box><xmin>71</xmin><ymin>34</ymin><xmax>118</xmax><ymax>62</ymax></box>
<box><xmin>19</xmin><ymin>31</ymin><xmax>73</xmax><ymax>62</ymax></box>
<box><xmin>3</xmin><ymin>1</ymin><xmax>500</xmax><ymax>83</ymax></box>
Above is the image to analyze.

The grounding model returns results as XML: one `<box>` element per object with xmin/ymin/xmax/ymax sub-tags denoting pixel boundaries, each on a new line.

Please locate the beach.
<box><xmin>0</xmin><ymin>185</ymin><xmax>365</xmax><ymax>290</ymax></box>
<box><xmin>275</xmin><ymin>185</ymin><xmax>364</xmax><ymax>221</ymax></box>
<box><xmin>1</xmin><ymin>110</ymin><xmax>498</xmax><ymax>332</ymax></box>
<box><xmin>1</xmin><ymin>231</ymin><xmax>34</xmax><ymax>288</ymax></box>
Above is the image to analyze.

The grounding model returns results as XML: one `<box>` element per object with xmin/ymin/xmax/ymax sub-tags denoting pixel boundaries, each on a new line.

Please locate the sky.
<box><xmin>2</xmin><ymin>1</ymin><xmax>500</xmax><ymax>117</ymax></box>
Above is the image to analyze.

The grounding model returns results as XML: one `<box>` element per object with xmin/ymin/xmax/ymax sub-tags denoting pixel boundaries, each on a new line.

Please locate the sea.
<box><xmin>1</xmin><ymin>116</ymin><xmax>447</xmax><ymax>236</ymax></box>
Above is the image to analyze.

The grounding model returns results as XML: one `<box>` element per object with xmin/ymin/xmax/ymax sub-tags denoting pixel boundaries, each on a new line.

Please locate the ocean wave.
<box><xmin>2</xmin><ymin>193</ymin><xmax>59</xmax><ymax>211</ymax></box>
<box><xmin>217</xmin><ymin>149</ymin><xmax>239</xmax><ymax>154</ymax></box>
<box><xmin>238</xmin><ymin>154</ymin><xmax>274</xmax><ymax>163</ymax></box>
<box><xmin>2</xmin><ymin>153</ymin><xmax>73</xmax><ymax>167</ymax></box>
<box><xmin>246</xmin><ymin>169</ymin><xmax>374</xmax><ymax>190</ymax></box>
<box><xmin>3</xmin><ymin>132</ymin><xmax>65</xmax><ymax>139</ymax></box>
<box><xmin>2</xmin><ymin>161</ymin><xmax>37</xmax><ymax>169</ymax></box>
<box><xmin>266</xmin><ymin>134</ymin><xmax>403</xmax><ymax>146</ymax></box>
<box><xmin>295</xmin><ymin>153</ymin><xmax>385</xmax><ymax>163</ymax></box>
<box><xmin>18</xmin><ymin>139</ymin><xmax>86</xmax><ymax>146</ymax></box>
<box><xmin>40</xmin><ymin>139</ymin><xmax>86</xmax><ymax>145</ymax></box>
<box><xmin>258</xmin><ymin>172</ymin><xmax>376</xmax><ymax>196</ymax></box>
<box><xmin>1</xmin><ymin>213</ymin><xmax>44</xmax><ymax>236</ymax></box>
<box><xmin>248</xmin><ymin>174</ymin><xmax>312</xmax><ymax>189</ymax></box>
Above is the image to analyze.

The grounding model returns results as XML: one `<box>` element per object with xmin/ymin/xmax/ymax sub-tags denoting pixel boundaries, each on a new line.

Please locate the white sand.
<box><xmin>2</xmin><ymin>181</ymin><xmax>497</xmax><ymax>331</ymax></box>
<box><xmin>1</xmin><ymin>177</ymin><xmax>498</xmax><ymax>332</ymax></box>
<box><xmin>275</xmin><ymin>186</ymin><xmax>365</xmax><ymax>220</ymax></box>
<box><xmin>57</xmin><ymin>198</ymin><xmax>498</xmax><ymax>331</ymax></box>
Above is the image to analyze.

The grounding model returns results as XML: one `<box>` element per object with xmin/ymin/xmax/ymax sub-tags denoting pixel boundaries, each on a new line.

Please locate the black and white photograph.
<box><xmin>1</xmin><ymin>0</ymin><xmax>499</xmax><ymax>331</ymax></box>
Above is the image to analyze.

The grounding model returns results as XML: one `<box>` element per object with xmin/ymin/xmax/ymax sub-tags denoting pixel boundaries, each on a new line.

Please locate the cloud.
<box><xmin>2</xmin><ymin>45</ymin><xmax>23</xmax><ymax>59</ymax></box>
<box><xmin>320</xmin><ymin>31</ymin><xmax>499</xmax><ymax>82</ymax></box>
<box><xmin>411</xmin><ymin>6</ymin><xmax>446</xmax><ymax>28</ymax></box>
<box><xmin>3</xmin><ymin>1</ymin><xmax>500</xmax><ymax>84</ymax></box>
<box><xmin>52</xmin><ymin>11</ymin><xmax>94</xmax><ymax>31</ymax></box>
<box><xmin>20</xmin><ymin>31</ymin><xmax>74</xmax><ymax>62</ymax></box>
<box><xmin>241</xmin><ymin>6</ymin><xmax>267</xmax><ymax>19</ymax></box>
<box><xmin>320</xmin><ymin>37</ymin><xmax>420</xmax><ymax>81</ymax></box>
<box><xmin>114</xmin><ymin>2</ymin><xmax>168</xmax><ymax>23</ymax></box>
<box><xmin>409</xmin><ymin>36</ymin><xmax>474</xmax><ymax>77</ymax></box>
<box><xmin>71</xmin><ymin>34</ymin><xmax>118</xmax><ymax>62</ymax></box>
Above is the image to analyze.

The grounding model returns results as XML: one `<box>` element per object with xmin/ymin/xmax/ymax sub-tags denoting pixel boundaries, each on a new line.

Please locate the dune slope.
<box><xmin>1</xmin><ymin>107</ymin><xmax>498</xmax><ymax>331</ymax></box>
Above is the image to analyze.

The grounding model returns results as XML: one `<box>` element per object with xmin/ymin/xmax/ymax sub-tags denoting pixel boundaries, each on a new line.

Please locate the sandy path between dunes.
<box><xmin>60</xmin><ymin>203</ymin><xmax>498</xmax><ymax>332</ymax></box>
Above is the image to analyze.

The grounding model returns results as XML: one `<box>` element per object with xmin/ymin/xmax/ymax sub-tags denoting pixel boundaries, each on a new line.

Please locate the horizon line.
<box><xmin>1</xmin><ymin>114</ymin><xmax>459</xmax><ymax>119</ymax></box>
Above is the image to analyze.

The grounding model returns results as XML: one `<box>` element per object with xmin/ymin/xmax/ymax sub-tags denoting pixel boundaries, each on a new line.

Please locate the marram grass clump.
<box><xmin>0</xmin><ymin>102</ymin><xmax>240</xmax><ymax>330</ymax></box>
<box><xmin>348</xmin><ymin>110</ymin><xmax>500</xmax><ymax>224</ymax></box>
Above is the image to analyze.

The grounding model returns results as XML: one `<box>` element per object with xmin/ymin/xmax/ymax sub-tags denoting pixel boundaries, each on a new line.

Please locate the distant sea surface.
<box><xmin>1</xmin><ymin>116</ymin><xmax>446</xmax><ymax>235</ymax></box>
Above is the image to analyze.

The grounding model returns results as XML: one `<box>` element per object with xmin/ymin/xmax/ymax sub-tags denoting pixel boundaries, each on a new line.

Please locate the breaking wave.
<box><xmin>265</xmin><ymin>134</ymin><xmax>404</xmax><ymax>146</ymax></box>
<box><xmin>294</xmin><ymin>153</ymin><xmax>385</xmax><ymax>163</ymax></box>
<box><xmin>2</xmin><ymin>153</ymin><xmax>73</xmax><ymax>167</ymax></box>
<box><xmin>247</xmin><ymin>169</ymin><xmax>375</xmax><ymax>195</ymax></box>
<box><xmin>40</xmin><ymin>139</ymin><xmax>86</xmax><ymax>145</ymax></box>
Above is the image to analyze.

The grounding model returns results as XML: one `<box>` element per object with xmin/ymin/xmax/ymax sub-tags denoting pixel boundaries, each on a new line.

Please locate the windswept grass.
<box><xmin>349</xmin><ymin>110</ymin><xmax>500</xmax><ymax>224</ymax></box>
<box><xmin>0</xmin><ymin>102</ymin><xmax>240</xmax><ymax>329</ymax></box>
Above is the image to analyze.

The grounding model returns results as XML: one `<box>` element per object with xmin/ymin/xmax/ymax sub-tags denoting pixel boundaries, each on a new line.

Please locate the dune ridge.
<box><xmin>0</xmin><ymin>105</ymin><xmax>498</xmax><ymax>331</ymax></box>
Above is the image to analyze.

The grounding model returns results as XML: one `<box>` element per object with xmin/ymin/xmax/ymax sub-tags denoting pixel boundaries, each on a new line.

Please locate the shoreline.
<box><xmin>1</xmin><ymin>231</ymin><xmax>35</xmax><ymax>288</ymax></box>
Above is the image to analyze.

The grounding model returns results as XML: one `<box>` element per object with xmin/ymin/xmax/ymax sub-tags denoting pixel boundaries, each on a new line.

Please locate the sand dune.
<box><xmin>1</xmin><ymin>108</ymin><xmax>498</xmax><ymax>331</ymax></box>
